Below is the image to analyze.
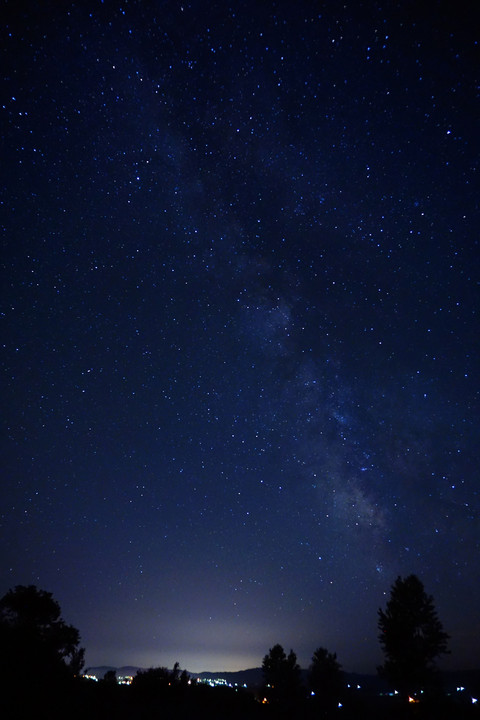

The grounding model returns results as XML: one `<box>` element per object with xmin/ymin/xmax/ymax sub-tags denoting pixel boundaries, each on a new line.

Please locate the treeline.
<box><xmin>0</xmin><ymin>577</ymin><xmax>477</xmax><ymax>719</ymax></box>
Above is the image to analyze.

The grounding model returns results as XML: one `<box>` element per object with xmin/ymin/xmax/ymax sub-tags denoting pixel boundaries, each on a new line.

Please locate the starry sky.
<box><xmin>1</xmin><ymin>0</ymin><xmax>479</xmax><ymax>674</ymax></box>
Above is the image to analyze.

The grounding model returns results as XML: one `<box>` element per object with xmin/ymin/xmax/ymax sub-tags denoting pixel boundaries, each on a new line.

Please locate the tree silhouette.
<box><xmin>262</xmin><ymin>643</ymin><xmax>302</xmax><ymax>711</ymax></box>
<box><xmin>378</xmin><ymin>574</ymin><xmax>449</xmax><ymax>697</ymax></box>
<box><xmin>103</xmin><ymin>669</ymin><xmax>117</xmax><ymax>684</ymax></box>
<box><xmin>131</xmin><ymin>662</ymin><xmax>187</xmax><ymax>700</ymax></box>
<box><xmin>133</xmin><ymin>666</ymin><xmax>174</xmax><ymax>689</ymax></box>
<box><xmin>0</xmin><ymin>584</ymin><xmax>85</xmax><ymax>685</ymax></box>
<box><xmin>309</xmin><ymin>646</ymin><xmax>344</xmax><ymax>715</ymax></box>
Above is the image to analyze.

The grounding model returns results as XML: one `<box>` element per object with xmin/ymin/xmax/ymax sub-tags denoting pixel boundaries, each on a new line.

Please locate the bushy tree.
<box><xmin>131</xmin><ymin>662</ymin><xmax>188</xmax><ymax>701</ymax></box>
<box><xmin>0</xmin><ymin>584</ymin><xmax>85</xmax><ymax>684</ymax></box>
<box><xmin>103</xmin><ymin>669</ymin><xmax>117</xmax><ymax>684</ymax></box>
<box><xmin>309</xmin><ymin>646</ymin><xmax>344</xmax><ymax>714</ymax></box>
<box><xmin>132</xmin><ymin>665</ymin><xmax>176</xmax><ymax>690</ymax></box>
<box><xmin>378</xmin><ymin>574</ymin><xmax>449</xmax><ymax>696</ymax></box>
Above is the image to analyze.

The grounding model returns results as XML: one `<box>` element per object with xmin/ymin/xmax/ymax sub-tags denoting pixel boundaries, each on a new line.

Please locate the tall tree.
<box><xmin>309</xmin><ymin>646</ymin><xmax>344</xmax><ymax>714</ymax></box>
<box><xmin>262</xmin><ymin>643</ymin><xmax>302</xmax><ymax>710</ymax></box>
<box><xmin>0</xmin><ymin>584</ymin><xmax>85</xmax><ymax>684</ymax></box>
<box><xmin>378</xmin><ymin>574</ymin><xmax>449</xmax><ymax>696</ymax></box>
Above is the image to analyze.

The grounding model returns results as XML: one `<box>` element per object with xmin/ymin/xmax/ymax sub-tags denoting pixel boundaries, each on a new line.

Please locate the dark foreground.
<box><xmin>1</xmin><ymin>677</ymin><xmax>480</xmax><ymax>720</ymax></box>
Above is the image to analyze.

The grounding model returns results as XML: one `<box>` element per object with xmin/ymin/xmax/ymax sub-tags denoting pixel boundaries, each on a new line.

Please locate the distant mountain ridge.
<box><xmin>190</xmin><ymin>667</ymin><xmax>264</xmax><ymax>685</ymax></box>
<box><xmin>83</xmin><ymin>666</ymin><xmax>393</xmax><ymax>691</ymax></box>
<box><xmin>84</xmin><ymin>666</ymin><xmax>263</xmax><ymax>684</ymax></box>
<box><xmin>85</xmin><ymin>666</ymin><xmax>142</xmax><ymax>678</ymax></box>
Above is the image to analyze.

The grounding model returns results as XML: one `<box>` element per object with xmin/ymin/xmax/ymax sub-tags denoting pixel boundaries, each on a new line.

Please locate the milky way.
<box><xmin>1</xmin><ymin>0</ymin><xmax>478</xmax><ymax>672</ymax></box>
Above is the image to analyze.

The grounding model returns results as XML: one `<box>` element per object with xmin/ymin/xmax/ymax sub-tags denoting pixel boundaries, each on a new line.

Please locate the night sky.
<box><xmin>2</xmin><ymin>0</ymin><xmax>479</xmax><ymax>674</ymax></box>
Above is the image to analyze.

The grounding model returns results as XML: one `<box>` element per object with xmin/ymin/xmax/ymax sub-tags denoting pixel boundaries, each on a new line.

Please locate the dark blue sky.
<box><xmin>2</xmin><ymin>0</ymin><xmax>478</xmax><ymax>673</ymax></box>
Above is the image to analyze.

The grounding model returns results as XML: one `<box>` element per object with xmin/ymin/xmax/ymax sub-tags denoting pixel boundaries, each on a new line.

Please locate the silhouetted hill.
<box><xmin>84</xmin><ymin>664</ymin><xmax>480</xmax><ymax>697</ymax></box>
<box><xmin>443</xmin><ymin>669</ymin><xmax>480</xmax><ymax>694</ymax></box>
<box><xmin>86</xmin><ymin>665</ymin><xmax>264</xmax><ymax>685</ymax></box>
<box><xmin>191</xmin><ymin>667</ymin><xmax>264</xmax><ymax>686</ymax></box>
